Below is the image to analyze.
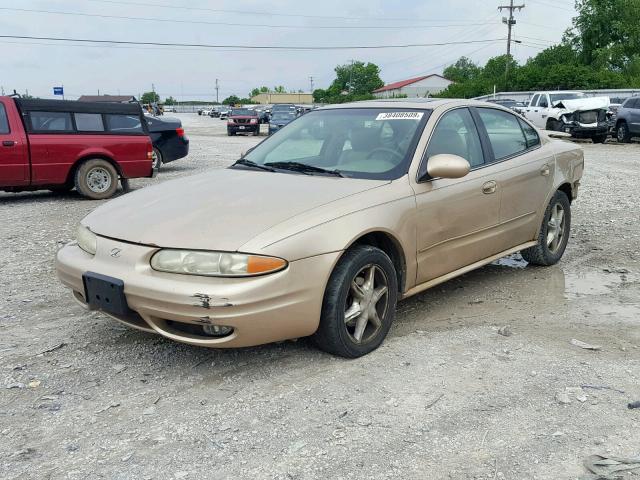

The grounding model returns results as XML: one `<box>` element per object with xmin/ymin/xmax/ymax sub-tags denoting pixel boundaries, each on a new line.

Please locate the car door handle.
<box><xmin>482</xmin><ymin>181</ymin><xmax>497</xmax><ymax>194</ymax></box>
<box><xmin>541</xmin><ymin>164</ymin><xmax>550</xmax><ymax>176</ymax></box>
<box><xmin>2</xmin><ymin>140</ymin><xmax>16</xmax><ymax>147</ymax></box>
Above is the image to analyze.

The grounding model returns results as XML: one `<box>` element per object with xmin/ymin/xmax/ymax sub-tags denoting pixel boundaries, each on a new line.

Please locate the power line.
<box><xmin>0</xmin><ymin>7</ymin><xmax>492</xmax><ymax>30</ymax></box>
<box><xmin>85</xmin><ymin>0</ymin><xmax>489</xmax><ymax>24</ymax></box>
<box><xmin>0</xmin><ymin>35</ymin><xmax>506</xmax><ymax>51</ymax></box>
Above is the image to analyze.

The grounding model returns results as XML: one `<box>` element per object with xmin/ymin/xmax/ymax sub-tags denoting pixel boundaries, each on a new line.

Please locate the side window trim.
<box><xmin>469</xmin><ymin>107</ymin><xmax>495</xmax><ymax>164</ymax></box>
<box><xmin>416</xmin><ymin>106</ymin><xmax>485</xmax><ymax>182</ymax></box>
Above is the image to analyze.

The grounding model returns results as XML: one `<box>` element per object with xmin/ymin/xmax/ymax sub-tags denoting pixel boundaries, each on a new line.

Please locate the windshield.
<box><xmin>242</xmin><ymin>108</ymin><xmax>430</xmax><ymax>180</ymax></box>
<box><xmin>550</xmin><ymin>93</ymin><xmax>587</xmax><ymax>104</ymax></box>
<box><xmin>231</xmin><ymin>108</ymin><xmax>254</xmax><ymax>116</ymax></box>
<box><xmin>271</xmin><ymin>113</ymin><xmax>296</xmax><ymax>122</ymax></box>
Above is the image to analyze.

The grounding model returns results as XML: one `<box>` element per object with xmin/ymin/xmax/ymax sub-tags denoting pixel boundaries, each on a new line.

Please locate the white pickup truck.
<box><xmin>523</xmin><ymin>91</ymin><xmax>610</xmax><ymax>143</ymax></box>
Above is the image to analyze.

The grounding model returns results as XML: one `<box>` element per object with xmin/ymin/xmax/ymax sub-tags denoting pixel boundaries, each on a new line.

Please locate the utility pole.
<box><xmin>215</xmin><ymin>79</ymin><xmax>219</xmax><ymax>104</ymax></box>
<box><xmin>151</xmin><ymin>83</ymin><xmax>156</xmax><ymax>102</ymax></box>
<box><xmin>309</xmin><ymin>76</ymin><xmax>314</xmax><ymax>93</ymax></box>
<box><xmin>1</xmin><ymin>86</ymin><xmax>4</xmax><ymax>96</ymax></box>
<box><xmin>498</xmin><ymin>0</ymin><xmax>524</xmax><ymax>89</ymax></box>
<box><xmin>499</xmin><ymin>0</ymin><xmax>525</xmax><ymax>58</ymax></box>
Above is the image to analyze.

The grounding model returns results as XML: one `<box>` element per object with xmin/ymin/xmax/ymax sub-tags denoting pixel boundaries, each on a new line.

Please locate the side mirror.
<box><xmin>425</xmin><ymin>154</ymin><xmax>470</xmax><ymax>179</ymax></box>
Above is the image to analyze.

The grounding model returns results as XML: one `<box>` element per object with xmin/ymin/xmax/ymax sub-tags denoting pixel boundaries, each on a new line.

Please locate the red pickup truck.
<box><xmin>0</xmin><ymin>96</ymin><xmax>155</xmax><ymax>199</ymax></box>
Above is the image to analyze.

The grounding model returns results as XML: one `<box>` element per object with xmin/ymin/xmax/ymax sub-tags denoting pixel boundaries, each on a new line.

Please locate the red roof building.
<box><xmin>373</xmin><ymin>74</ymin><xmax>453</xmax><ymax>98</ymax></box>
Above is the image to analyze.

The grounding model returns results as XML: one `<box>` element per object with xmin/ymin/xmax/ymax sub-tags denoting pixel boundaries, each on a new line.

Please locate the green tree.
<box><xmin>140</xmin><ymin>91</ymin><xmax>160</xmax><ymax>104</ymax></box>
<box><xmin>250</xmin><ymin>86</ymin><xmax>269</xmax><ymax>97</ymax></box>
<box><xmin>314</xmin><ymin>61</ymin><xmax>384</xmax><ymax>104</ymax></box>
<box><xmin>222</xmin><ymin>95</ymin><xmax>241</xmax><ymax>105</ymax></box>
<box><xmin>164</xmin><ymin>96</ymin><xmax>177</xmax><ymax>105</ymax></box>
<box><xmin>273</xmin><ymin>85</ymin><xmax>286</xmax><ymax>93</ymax></box>
<box><xmin>565</xmin><ymin>0</ymin><xmax>640</xmax><ymax>70</ymax></box>
<box><xmin>443</xmin><ymin>57</ymin><xmax>481</xmax><ymax>83</ymax></box>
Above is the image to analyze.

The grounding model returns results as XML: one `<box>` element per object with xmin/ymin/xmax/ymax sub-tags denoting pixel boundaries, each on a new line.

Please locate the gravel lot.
<box><xmin>1</xmin><ymin>113</ymin><xmax>639</xmax><ymax>479</ymax></box>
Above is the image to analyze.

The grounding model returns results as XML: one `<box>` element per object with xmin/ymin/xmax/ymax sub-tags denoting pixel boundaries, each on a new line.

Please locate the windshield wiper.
<box><xmin>264</xmin><ymin>161</ymin><xmax>343</xmax><ymax>177</ymax></box>
<box><xmin>230</xmin><ymin>159</ymin><xmax>276</xmax><ymax>172</ymax></box>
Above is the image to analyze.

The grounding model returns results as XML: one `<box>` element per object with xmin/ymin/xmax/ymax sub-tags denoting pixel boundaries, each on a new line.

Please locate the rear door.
<box><xmin>474</xmin><ymin>107</ymin><xmax>554</xmax><ymax>250</ymax></box>
<box><xmin>0</xmin><ymin>99</ymin><xmax>29</xmax><ymax>187</ymax></box>
<box><xmin>629</xmin><ymin>98</ymin><xmax>640</xmax><ymax>134</ymax></box>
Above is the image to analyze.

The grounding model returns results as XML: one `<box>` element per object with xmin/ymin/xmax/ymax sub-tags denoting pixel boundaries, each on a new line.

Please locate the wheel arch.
<box><xmin>346</xmin><ymin>230</ymin><xmax>407</xmax><ymax>294</ymax></box>
<box><xmin>557</xmin><ymin>182</ymin><xmax>573</xmax><ymax>204</ymax></box>
<box><xmin>67</xmin><ymin>154</ymin><xmax>122</xmax><ymax>185</ymax></box>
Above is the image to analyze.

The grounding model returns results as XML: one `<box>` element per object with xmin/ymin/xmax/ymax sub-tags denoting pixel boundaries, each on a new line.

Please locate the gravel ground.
<box><xmin>1</xmin><ymin>114</ymin><xmax>639</xmax><ymax>480</ymax></box>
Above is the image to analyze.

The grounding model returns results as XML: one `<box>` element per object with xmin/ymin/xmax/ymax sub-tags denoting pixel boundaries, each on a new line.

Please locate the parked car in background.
<box><xmin>219</xmin><ymin>107</ymin><xmax>230</xmax><ymax>120</ymax></box>
<box><xmin>523</xmin><ymin>91</ymin><xmax>610</xmax><ymax>143</ymax></box>
<box><xmin>145</xmin><ymin>115</ymin><xmax>189</xmax><ymax>170</ymax></box>
<box><xmin>614</xmin><ymin>96</ymin><xmax>640</xmax><ymax>143</ymax></box>
<box><xmin>201</xmin><ymin>108</ymin><xmax>213</xmax><ymax>117</ymax></box>
<box><xmin>271</xmin><ymin>103</ymin><xmax>298</xmax><ymax>117</ymax></box>
<box><xmin>268</xmin><ymin>110</ymin><xmax>297</xmax><ymax>135</ymax></box>
<box><xmin>208</xmin><ymin>107</ymin><xmax>222</xmax><ymax>118</ymax></box>
<box><xmin>56</xmin><ymin>100</ymin><xmax>583</xmax><ymax>357</ymax></box>
<box><xmin>487</xmin><ymin>99</ymin><xmax>526</xmax><ymax>115</ymax></box>
<box><xmin>0</xmin><ymin>96</ymin><xmax>154</xmax><ymax>199</ymax></box>
<box><xmin>227</xmin><ymin>108</ymin><xmax>260</xmax><ymax>136</ymax></box>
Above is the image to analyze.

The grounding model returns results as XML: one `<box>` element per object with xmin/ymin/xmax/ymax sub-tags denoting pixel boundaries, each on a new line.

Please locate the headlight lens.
<box><xmin>77</xmin><ymin>225</ymin><xmax>97</xmax><ymax>255</ymax></box>
<box><xmin>150</xmin><ymin>250</ymin><xmax>287</xmax><ymax>277</ymax></box>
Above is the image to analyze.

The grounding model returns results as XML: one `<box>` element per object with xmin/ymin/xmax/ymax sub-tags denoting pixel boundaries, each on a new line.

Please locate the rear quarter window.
<box><xmin>0</xmin><ymin>103</ymin><xmax>9</xmax><ymax>134</ymax></box>
<box><xmin>30</xmin><ymin>111</ymin><xmax>73</xmax><ymax>132</ymax></box>
<box><xmin>105</xmin><ymin>114</ymin><xmax>143</xmax><ymax>133</ymax></box>
<box><xmin>477</xmin><ymin>108</ymin><xmax>528</xmax><ymax>161</ymax></box>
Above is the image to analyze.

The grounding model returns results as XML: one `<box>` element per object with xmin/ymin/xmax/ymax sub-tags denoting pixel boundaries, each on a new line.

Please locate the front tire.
<box><xmin>74</xmin><ymin>159</ymin><xmax>119</xmax><ymax>200</ymax></box>
<box><xmin>592</xmin><ymin>134</ymin><xmax>607</xmax><ymax>144</ymax></box>
<box><xmin>617</xmin><ymin>122</ymin><xmax>631</xmax><ymax>143</ymax></box>
<box><xmin>313</xmin><ymin>245</ymin><xmax>398</xmax><ymax>358</ymax></box>
<box><xmin>521</xmin><ymin>190</ymin><xmax>571</xmax><ymax>266</ymax></box>
<box><xmin>546</xmin><ymin>119</ymin><xmax>562</xmax><ymax>131</ymax></box>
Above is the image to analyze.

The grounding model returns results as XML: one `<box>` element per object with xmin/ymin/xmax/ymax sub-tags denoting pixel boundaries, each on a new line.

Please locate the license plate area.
<box><xmin>239</xmin><ymin>126</ymin><xmax>245</xmax><ymax>130</ymax></box>
<box><xmin>82</xmin><ymin>272</ymin><xmax>130</xmax><ymax>316</ymax></box>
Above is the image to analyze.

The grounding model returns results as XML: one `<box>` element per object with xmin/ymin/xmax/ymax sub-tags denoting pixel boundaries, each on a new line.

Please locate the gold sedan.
<box><xmin>56</xmin><ymin>100</ymin><xmax>584</xmax><ymax>357</ymax></box>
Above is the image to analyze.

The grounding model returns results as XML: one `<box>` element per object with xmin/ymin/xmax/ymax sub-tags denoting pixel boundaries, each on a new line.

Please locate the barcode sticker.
<box><xmin>375</xmin><ymin>112</ymin><xmax>424</xmax><ymax>121</ymax></box>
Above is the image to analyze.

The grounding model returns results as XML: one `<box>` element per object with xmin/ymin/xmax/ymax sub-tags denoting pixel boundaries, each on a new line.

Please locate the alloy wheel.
<box><xmin>547</xmin><ymin>203</ymin><xmax>566</xmax><ymax>253</ymax></box>
<box><xmin>344</xmin><ymin>264</ymin><xmax>389</xmax><ymax>344</ymax></box>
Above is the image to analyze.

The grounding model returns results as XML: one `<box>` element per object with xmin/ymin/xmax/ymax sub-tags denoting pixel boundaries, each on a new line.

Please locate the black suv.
<box><xmin>615</xmin><ymin>96</ymin><xmax>640</xmax><ymax>143</ymax></box>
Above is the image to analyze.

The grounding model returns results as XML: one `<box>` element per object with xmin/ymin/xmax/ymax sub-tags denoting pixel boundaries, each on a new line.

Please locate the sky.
<box><xmin>0</xmin><ymin>0</ymin><xmax>577</xmax><ymax>101</ymax></box>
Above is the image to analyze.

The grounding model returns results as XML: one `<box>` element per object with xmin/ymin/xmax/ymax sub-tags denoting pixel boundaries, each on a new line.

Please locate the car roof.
<box><xmin>318</xmin><ymin>98</ymin><xmax>502</xmax><ymax>110</ymax></box>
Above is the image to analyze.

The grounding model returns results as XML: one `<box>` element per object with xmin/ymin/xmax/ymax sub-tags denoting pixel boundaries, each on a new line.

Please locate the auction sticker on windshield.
<box><xmin>375</xmin><ymin>112</ymin><xmax>424</xmax><ymax>121</ymax></box>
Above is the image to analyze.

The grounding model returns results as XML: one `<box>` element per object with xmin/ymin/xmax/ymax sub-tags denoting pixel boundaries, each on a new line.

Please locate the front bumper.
<box><xmin>228</xmin><ymin>124</ymin><xmax>258</xmax><ymax>134</ymax></box>
<box><xmin>55</xmin><ymin>237</ymin><xmax>340</xmax><ymax>348</ymax></box>
<box><xmin>561</xmin><ymin>121</ymin><xmax>609</xmax><ymax>138</ymax></box>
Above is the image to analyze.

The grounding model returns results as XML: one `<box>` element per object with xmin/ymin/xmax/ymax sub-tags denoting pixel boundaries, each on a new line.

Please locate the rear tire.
<box><xmin>521</xmin><ymin>190</ymin><xmax>571</xmax><ymax>266</ymax></box>
<box><xmin>617</xmin><ymin>122</ymin><xmax>631</xmax><ymax>143</ymax></box>
<box><xmin>312</xmin><ymin>245</ymin><xmax>398</xmax><ymax>358</ymax></box>
<box><xmin>152</xmin><ymin>148</ymin><xmax>163</xmax><ymax>171</ymax></box>
<box><xmin>74</xmin><ymin>158</ymin><xmax>119</xmax><ymax>200</ymax></box>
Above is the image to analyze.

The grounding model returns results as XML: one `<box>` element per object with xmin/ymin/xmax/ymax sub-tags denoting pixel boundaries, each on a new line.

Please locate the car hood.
<box><xmin>553</xmin><ymin>96</ymin><xmax>610</xmax><ymax>111</ymax></box>
<box><xmin>83</xmin><ymin>168</ymin><xmax>389</xmax><ymax>252</ymax></box>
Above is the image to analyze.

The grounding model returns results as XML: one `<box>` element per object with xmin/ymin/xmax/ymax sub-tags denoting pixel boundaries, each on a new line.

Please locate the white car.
<box><xmin>523</xmin><ymin>91</ymin><xmax>610</xmax><ymax>143</ymax></box>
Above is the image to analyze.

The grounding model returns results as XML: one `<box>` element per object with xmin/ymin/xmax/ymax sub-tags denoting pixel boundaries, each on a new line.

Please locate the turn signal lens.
<box><xmin>150</xmin><ymin>250</ymin><xmax>287</xmax><ymax>277</ymax></box>
<box><xmin>247</xmin><ymin>256</ymin><xmax>287</xmax><ymax>274</ymax></box>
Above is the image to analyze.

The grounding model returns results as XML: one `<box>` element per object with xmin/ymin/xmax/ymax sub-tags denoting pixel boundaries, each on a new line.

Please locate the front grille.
<box><xmin>235</xmin><ymin>118</ymin><xmax>250</xmax><ymax>124</ymax></box>
<box><xmin>578</xmin><ymin>111</ymin><xmax>597</xmax><ymax>124</ymax></box>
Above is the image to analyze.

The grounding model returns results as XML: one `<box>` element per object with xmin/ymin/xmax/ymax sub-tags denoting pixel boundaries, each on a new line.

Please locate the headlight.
<box><xmin>150</xmin><ymin>250</ymin><xmax>287</xmax><ymax>277</ymax></box>
<box><xmin>77</xmin><ymin>225</ymin><xmax>97</xmax><ymax>255</ymax></box>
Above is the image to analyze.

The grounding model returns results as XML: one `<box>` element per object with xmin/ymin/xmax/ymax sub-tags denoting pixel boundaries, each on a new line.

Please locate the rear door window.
<box><xmin>30</xmin><ymin>111</ymin><xmax>73</xmax><ymax>132</ymax></box>
<box><xmin>74</xmin><ymin>113</ymin><xmax>105</xmax><ymax>132</ymax></box>
<box><xmin>105</xmin><ymin>114</ymin><xmax>143</xmax><ymax>133</ymax></box>
<box><xmin>0</xmin><ymin>103</ymin><xmax>9</xmax><ymax>134</ymax></box>
<box><xmin>518</xmin><ymin>118</ymin><xmax>541</xmax><ymax>149</ymax></box>
<box><xmin>477</xmin><ymin>108</ymin><xmax>528</xmax><ymax>161</ymax></box>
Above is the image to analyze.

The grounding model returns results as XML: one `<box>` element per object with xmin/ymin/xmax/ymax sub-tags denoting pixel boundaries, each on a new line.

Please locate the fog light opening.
<box><xmin>202</xmin><ymin>324</ymin><xmax>234</xmax><ymax>337</ymax></box>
